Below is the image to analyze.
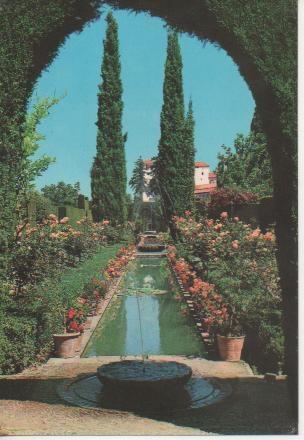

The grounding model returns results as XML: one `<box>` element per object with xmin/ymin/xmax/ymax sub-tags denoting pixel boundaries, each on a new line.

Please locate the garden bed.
<box><xmin>168</xmin><ymin>211</ymin><xmax>284</xmax><ymax>373</ymax></box>
<box><xmin>0</xmin><ymin>244</ymin><xmax>128</xmax><ymax>374</ymax></box>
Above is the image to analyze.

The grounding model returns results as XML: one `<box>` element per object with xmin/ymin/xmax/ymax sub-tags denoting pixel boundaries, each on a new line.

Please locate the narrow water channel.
<box><xmin>82</xmin><ymin>257</ymin><xmax>206</xmax><ymax>357</ymax></box>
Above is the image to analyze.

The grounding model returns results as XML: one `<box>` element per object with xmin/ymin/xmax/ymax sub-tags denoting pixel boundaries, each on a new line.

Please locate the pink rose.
<box><xmin>232</xmin><ymin>240</ymin><xmax>239</xmax><ymax>249</ymax></box>
<box><xmin>263</xmin><ymin>232</ymin><xmax>274</xmax><ymax>241</ymax></box>
<box><xmin>250</xmin><ymin>228</ymin><xmax>261</xmax><ymax>239</ymax></box>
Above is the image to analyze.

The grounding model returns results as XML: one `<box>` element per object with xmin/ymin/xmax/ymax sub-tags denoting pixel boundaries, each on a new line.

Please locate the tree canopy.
<box><xmin>129</xmin><ymin>156</ymin><xmax>144</xmax><ymax>195</ymax></box>
<box><xmin>216</xmin><ymin>110</ymin><xmax>273</xmax><ymax>198</ymax></box>
<box><xmin>41</xmin><ymin>181</ymin><xmax>80</xmax><ymax>206</ymax></box>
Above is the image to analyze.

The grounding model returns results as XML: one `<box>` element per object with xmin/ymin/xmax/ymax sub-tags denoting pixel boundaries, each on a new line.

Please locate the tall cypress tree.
<box><xmin>91</xmin><ymin>11</ymin><xmax>127</xmax><ymax>224</ymax></box>
<box><xmin>182</xmin><ymin>99</ymin><xmax>195</xmax><ymax>210</ymax></box>
<box><xmin>155</xmin><ymin>31</ymin><xmax>193</xmax><ymax>234</ymax></box>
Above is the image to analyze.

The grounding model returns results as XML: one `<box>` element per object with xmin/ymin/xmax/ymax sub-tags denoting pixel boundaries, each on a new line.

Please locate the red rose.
<box><xmin>67</xmin><ymin>308</ymin><xmax>76</xmax><ymax>319</ymax></box>
<box><xmin>69</xmin><ymin>321</ymin><xmax>79</xmax><ymax>332</ymax></box>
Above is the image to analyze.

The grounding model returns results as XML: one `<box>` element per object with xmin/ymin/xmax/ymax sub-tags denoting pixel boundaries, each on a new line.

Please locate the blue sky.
<box><xmin>29</xmin><ymin>7</ymin><xmax>255</xmax><ymax>197</ymax></box>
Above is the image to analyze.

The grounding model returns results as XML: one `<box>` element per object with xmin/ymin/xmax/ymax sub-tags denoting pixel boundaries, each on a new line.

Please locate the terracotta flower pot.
<box><xmin>53</xmin><ymin>332</ymin><xmax>80</xmax><ymax>358</ymax></box>
<box><xmin>217</xmin><ymin>334</ymin><xmax>245</xmax><ymax>361</ymax></box>
<box><xmin>75</xmin><ymin>332</ymin><xmax>84</xmax><ymax>352</ymax></box>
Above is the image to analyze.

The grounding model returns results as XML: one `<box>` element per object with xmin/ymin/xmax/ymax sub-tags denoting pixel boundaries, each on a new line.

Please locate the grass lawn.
<box><xmin>55</xmin><ymin>244</ymin><xmax>122</xmax><ymax>300</ymax></box>
<box><xmin>34</xmin><ymin>243</ymin><xmax>123</xmax><ymax>356</ymax></box>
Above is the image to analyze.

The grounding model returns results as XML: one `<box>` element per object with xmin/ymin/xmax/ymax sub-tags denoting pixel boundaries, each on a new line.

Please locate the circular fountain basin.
<box><xmin>57</xmin><ymin>360</ymin><xmax>232</xmax><ymax>413</ymax></box>
<box><xmin>97</xmin><ymin>360</ymin><xmax>192</xmax><ymax>392</ymax></box>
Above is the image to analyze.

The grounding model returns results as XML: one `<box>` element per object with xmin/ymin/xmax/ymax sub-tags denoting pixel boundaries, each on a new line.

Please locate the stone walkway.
<box><xmin>0</xmin><ymin>355</ymin><xmax>296</xmax><ymax>435</ymax></box>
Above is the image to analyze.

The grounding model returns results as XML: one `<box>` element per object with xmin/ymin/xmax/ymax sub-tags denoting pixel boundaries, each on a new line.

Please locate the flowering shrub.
<box><xmin>208</xmin><ymin>188</ymin><xmax>258</xmax><ymax>218</ymax></box>
<box><xmin>104</xmin><ymin>245</ymin><xmax>135</xmax><ymax>279</ymax></box>
<box><xmin>1</xmin><ymin>213</ymin><xmax>134</xmax><ymax>374</ymax></box>
<box><xmin>196</xmin><ymin>188</ymin><xmax>260</xmax><ymax>222</ymax></box>
<box><xmin>60</xmin><ymin>244</ymin><xmax>135</xmax><ymax>333</ymax></box>
<box><xmin>10</xmin><ymin>215</ymin><xmax>132</xmax><ymax>294</ymax></box>
<box><xmin>210</xmin><ymin>188</ymin><xmax>258</xmax><ymax>206</ymax></box>
<box><xmin>171</xmin><ymin>212</ymin><xmax>284</xmax><ymax>372</ymax></box>
<box><xmin>83</xmin><ymin>277</ymin><xmax>107</xmax><ymax>302</ymax></box>
<box><xmin>168</xmin><ymin>247</ymin><xmax>229</xmax><ymax>334</ymax></box>
<box><xmin>65</xmin><ymin>305</ymin><xmax>86</xmax><ymax>333</ymax></box>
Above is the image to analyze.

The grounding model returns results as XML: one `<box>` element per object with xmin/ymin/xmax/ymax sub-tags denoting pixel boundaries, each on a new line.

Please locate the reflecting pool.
<box><xmin>82</xmin><ymin>258</ymin><xmax>205</xmax><ymax>357</ymax></box>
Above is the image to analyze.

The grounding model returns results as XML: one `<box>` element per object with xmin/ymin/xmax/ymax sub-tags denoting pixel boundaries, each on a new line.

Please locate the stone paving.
<box><xmin>0</xmin><ymin>354</ymin><xmax>296</xmax><ymax>435</ymax></box>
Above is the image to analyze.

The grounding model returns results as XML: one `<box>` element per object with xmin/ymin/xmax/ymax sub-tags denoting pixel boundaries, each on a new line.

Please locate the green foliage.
<box><xmin>129</xmin><ymin>156</ymin><xmax>144</xmax><ymax>195</ymax></box>
<box><xmin>0</xmin><ymin>284</ymin><xmax>37</xmax><ymax>374</ymax></box>
<box><xmin>0</xmin><ymin>314</ymin><xmax>37</xmax><ymax>374</ymax></box>
<box><xmin>16</xmin><ymin>96</ymin><xmax>59</xmax><ymax>222</ymax></box>
<box><xmin>28</xmin><ymin>190</ymin><xmax>57</xmax><ymax>223</ymax></box>
<box><xmin>129</xmin><ymin>156</ymin><xmax>165</xmax><ymax>229</ymax></box>
<box><xmin>129</xmin><ymin>156</ymin><xmax>145</xmax><ymax>224</ymax></box>
<box><xmin>125</xmin><ymin>193</ymin><xmax>134</xmax><ymax>221</ymax></box>
<box><xmin>181</xmin><ymin>99</ymin><xmax>195</xmax><ymax>209</ymax></box>
<box><xmin>22</xmin><ymin>97</ymin><xmax>59</xmax><ymax>183</ymax></box>
<box><xmin>91</xmin><ymin>11</ymin><xmax>127</xmax><ymax>224</ymax></box>
<box><xmin>41</xmin><ymin>181</ymin><xmax>80</xmax><ymax>206</ymax></box>
<box><xmin>155</xmin><ymin>31</ymin><xmax>193</xmax><ymax>234</ymax></box>
<box><xmin>216</xmin><ymin>132</ymin><xmax>273</xmax><ymax>198</ymax></box>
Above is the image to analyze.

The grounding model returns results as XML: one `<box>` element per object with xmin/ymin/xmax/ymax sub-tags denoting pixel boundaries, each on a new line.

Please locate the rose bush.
<box><xmin>168</xmin><ymin>246</ymin><xmax>229</xmax><ymax>334</ymax></box>
<box><xmin>10</xmin><ymin>215</ymin><xmax>133</xmax><ymax>293</ymax></box>
<box><xmin>170</xmin><ymin>212</ymin><xmax>284</xmax><ymax>373</ymax></box>
<box><xmin>59</xmin><ymin>244</ymin><xmax>135</xmax><ymax>334</ymax></box>
<box><xmin>0</xmin><ymin>213</ymin><xmax>135</xmax><ymax>374</ymax></box>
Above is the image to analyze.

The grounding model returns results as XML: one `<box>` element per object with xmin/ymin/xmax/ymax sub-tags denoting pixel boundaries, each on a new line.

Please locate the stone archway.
<box><xmin>0</xmin><ymin>0</ymin><xmax>297</xmax><ymax>414</ymax></box>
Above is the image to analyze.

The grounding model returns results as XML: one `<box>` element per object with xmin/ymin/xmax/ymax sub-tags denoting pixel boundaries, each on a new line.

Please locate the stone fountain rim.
<box><xmin>57</xmin><ymin>373</ymin><xmax>233</xmax><ymax>414</ymax></box>
<box><xmin>97</xmin><ymin>359</ymin><xmax>192</xmax><ymax>386</ymax></box>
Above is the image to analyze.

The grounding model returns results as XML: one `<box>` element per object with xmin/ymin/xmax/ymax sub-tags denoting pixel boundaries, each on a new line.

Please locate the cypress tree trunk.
<box><xmin>91</xmin><ymin>11</ymin><xmax>127</xmax><ymax>224</ymax></box>
<box><xmin>155</xmin><ymin>31</ymin><xmax>194</xmax><ymax>236</ymax></box>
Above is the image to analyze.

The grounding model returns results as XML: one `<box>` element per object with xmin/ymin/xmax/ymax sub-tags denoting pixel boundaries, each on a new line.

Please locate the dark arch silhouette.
<box><xmin>0</xmin><ymin>0</ymin><xmax>297</xmax><ymax>416</ymax></box>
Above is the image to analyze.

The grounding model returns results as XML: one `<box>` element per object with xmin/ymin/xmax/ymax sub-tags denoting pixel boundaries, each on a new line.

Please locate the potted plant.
<box><xmin>213</xmin><ymin>303</ymin><xmax>246</xmax><ymax>362</ymax></box>
<box><xmin>206</xmin><ymin>267</ymin><xmax>249</xmax><ymax>362</ymax></box>
<box><xmin>53</xmin><ymin>307</ymin><xmax>81</xmax><ymax>358</ymax></box>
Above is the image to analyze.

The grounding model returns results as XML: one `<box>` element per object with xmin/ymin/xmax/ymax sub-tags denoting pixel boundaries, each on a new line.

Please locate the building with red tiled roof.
<box><xmin>194</xmin><ymin>161</ymin><xmax>217</xmax><ymax>199</ymax></box>
<box><xmin>194</xmin><ymin>183</ymin><xmax>217</xmax><ymax>194</ymax></box>
<box><xmin>195</xmin><ymin>161</ymin><xmax>209</xmax><ymax>168</ymax></box>
<box><xmin>142</xmin><ymin>159</ymin><xmax>217</xmax><ymax>202</ymax></box>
